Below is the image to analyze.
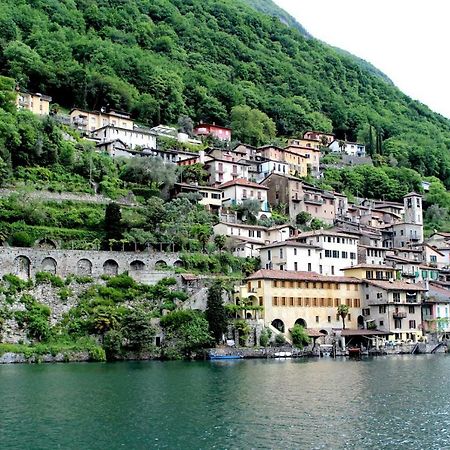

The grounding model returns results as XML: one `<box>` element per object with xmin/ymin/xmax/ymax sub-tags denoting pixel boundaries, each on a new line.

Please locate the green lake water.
<box><xmin>1</xmin><ymin>356</ymin><xmax>450</xmax><ymax>449</ymax></box>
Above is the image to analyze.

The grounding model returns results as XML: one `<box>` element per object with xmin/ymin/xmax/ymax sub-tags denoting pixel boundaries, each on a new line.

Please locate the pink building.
<box><xmin>194</xmin><ymin>123</ymin><xmax>232</xmax><ymax>142</ymax></box>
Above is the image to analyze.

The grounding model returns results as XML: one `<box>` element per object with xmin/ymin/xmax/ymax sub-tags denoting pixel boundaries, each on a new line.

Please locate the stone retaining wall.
<box><xmin>0</xmin><ymin>247</ymin><xmax>182</xmax><ymax>281</ymax></box>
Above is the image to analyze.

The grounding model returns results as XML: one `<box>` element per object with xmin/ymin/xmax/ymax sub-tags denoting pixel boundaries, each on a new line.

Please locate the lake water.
<box><xmin>1</xmin><ymin>356</ymin><xmax>450</xmax><ymax>449</ymax></box>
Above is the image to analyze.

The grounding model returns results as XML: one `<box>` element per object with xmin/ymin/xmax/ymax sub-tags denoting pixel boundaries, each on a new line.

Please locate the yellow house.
<box><xmin>70</xmin><ymin>108</ymin><xmax>134</xmax><ymax>132</ymax></box>
<box><xmin>16</xmin><ymin>91</ymin><xmax>52</xmax><ymax>115</ymax></box>
<box><xmin>341</xmin><ymin>264</ymin><xmax>400</xmax><ymax>281</ymax></box>
<box><xmin>239</xmin><ymin>269</ymin><xmax>362</xmax><ymax>336</ymax></box>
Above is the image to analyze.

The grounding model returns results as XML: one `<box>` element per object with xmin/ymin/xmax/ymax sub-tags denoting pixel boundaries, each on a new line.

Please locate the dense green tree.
<box><xmin>104</xmin><ymin>202</ymin><xmax>123</xmax><ymax>244</ymax></box>
<box><xmin>205</xmin><ymin>282</ymin><xmax>228</xmax><ymax>343</ymax></box>
<box><xmin>231</xmin><ymin>105</ymin><xmax>276</xmax><ymax>146</ymax></box>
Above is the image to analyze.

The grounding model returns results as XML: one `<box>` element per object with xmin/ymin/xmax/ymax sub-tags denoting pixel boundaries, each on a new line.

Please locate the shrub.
<box><xmin>275</xmin><ymin>334</ymin><xmax>286</xmax><ymax>346</ymax></box>
<box><xmin>290</xmin><ymin>325</ymin><xmax>311</xmax><ymax>348</ymax></box>
<box><xmin>103</xmin><ymin>329</ymin><xmax>124</xmax><ymax>359</ymax></box>
<box><xmin>35</xmin><ymin>272</ymin><xmax>65</xmax><ymax>288</ymax></box>
<box><xmin>106</xmin><ymin>273</ymin><xmax>136</xmax><ymax>289</ymax></box>
<box><xmin>88</xmin><ymin>346</ymin><xmax>106</xmax><ymax>362</ymax></box>
<box><xmin>234</xmin><ymin>319</ymin><xmax>251</xmax><ymax>346</ymax></box>
<box><xmin>10</xmin><ymin>231</ymin><xmax>34</xmax><ymax>247</ymax></box>
<box><xmin>3</xmin><ymin>274</ymin><xmax>31</xmax><ymax>293</ymax></box>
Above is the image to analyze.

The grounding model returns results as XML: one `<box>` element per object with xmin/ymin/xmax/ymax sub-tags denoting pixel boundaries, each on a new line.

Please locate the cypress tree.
<box><xmin>205</xmin><ymin>282</ymin><xmax>228</xmax><ymax>344</ymax></box>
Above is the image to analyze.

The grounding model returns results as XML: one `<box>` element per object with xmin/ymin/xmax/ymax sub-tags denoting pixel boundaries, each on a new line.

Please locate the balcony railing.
<box><xmin>393</xmin><ymin>311</ymin><xmax>407</xmax><ymax>319</ymax></box>
<box><xmin>304</xmin><ymin>196</ymin><xmax>323</xmax><ymax>205</ymax></box>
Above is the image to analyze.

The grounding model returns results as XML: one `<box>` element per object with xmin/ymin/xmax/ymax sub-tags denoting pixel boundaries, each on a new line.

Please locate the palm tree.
<box><xmin>337</xmin><ymin>304</ymin><xmax>349</xmax><ymax>330</ymax></box>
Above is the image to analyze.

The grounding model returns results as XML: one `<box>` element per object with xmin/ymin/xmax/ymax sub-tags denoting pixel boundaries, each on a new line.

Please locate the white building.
<box><xmin>328</xmin><ymin>140</ymin><xmax>366</xmax><ymax>157</ymax></box>
<box><xmin>259</xmin><ymin>241</ymin><xmax>322</xmax><ymax>272</ymax></box>
<box><xmin>295</xmin><ymin>230</ymin><xmax>359</xmax><ymax>276</ymax></box>
<box><xmin>213</xmin><ymin>222</ymin><xmax>294</xmax><ymax>257</ymax></box>
<box><xmin>219</xmin><ymin>178</ymin><xmax>270</xmax><ymax>218</ymax></box>
<box><xmin>91</xmin><ymin>125</ymin><xmax>157</xmax><ymax>150</ymax></box>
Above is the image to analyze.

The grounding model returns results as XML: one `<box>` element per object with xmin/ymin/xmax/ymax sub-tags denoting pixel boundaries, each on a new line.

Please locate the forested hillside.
<box><xmin>0</xmin><ymin>0</ymin><xmax>449</xmax><ymax>184</ymax></box>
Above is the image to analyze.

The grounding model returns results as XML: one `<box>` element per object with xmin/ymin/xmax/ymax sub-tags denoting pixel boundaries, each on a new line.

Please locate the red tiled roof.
<box><xmin>340</xmin><ymin>329</ymin><xmax>393</xmax><ymax>336</ymax></box>
<box><xmin>218</xmin><ymin>178</ymin><xmax>269</xmax><ymax>190</ymax></box>
<box><xmin>246</xmin><ymin>269</ymin><xmax>361</xmax><ymax>284</ymax></box>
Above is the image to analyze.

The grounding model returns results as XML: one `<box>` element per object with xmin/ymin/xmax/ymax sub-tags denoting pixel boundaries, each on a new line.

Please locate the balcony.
<box><xmin>304</xmin><ymin>197</ymin><xmax>323</xmax><ymax>205</ymax></box>
<box><xmin>393</xmin><ymin>311</ymin><xmax>407</xmax><ymax>319</ymax></box>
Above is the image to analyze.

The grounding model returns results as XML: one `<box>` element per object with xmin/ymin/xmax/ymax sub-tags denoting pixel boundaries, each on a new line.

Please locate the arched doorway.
<box><xmin>357</xmin><ymin>315</ymin><xmax>365</xmax><ymax>329</ymax></box>
<box><xmin>41</xmin><ymin>257</ymin><xmax>57</xmax><ymax>275</ymax></box>
<box><xmin>155</xmin><ymin>260</ymin><xmax>168</xmax><ymax>270</ymax></box>
<box><xmin>14</xmin><ymin>255</ymin><xmax>31</xmax><ymax>280</ymax></box>
<box><xmin>103</xmin><ymin>259</ymin><xmax>119</xmax><ymax>276</ymax></box>
<box><xmin>271</xmin><ymin>319</ymin><xmax>285</xmax><ymax>333</ymax></box>
<box><xmin>77</xmin><ymin>258</ymin><xmax>93</xmax><ymax>276</ymax></box>
<box><xmin>130</xmin><ymin>260</ymin><xmax>145</xmax><ymax>271</ymax></box>
<box><xmin>295</xmin><ymin>318</ymin><xmax>307</xmax><ymax>328</ymax></box>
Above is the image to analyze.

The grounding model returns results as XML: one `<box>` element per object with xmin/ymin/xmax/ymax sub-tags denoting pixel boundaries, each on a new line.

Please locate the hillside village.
<box><xmin>4</xmin><ymin>87</ymin><xmax>450</xmax><ymax>358</ymax></box>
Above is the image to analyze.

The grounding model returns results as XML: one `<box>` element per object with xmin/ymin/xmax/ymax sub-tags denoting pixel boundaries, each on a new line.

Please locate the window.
<box><xmin>328</xmin><ymin>316</ymin><xmax>331</xmax><ymax>323</ymax></box>
<box><xmin>409</xmin><ymin>320</ymin><xmax>416</xmax><ymax>329</ymax></box>
<box><xmin>268</xmin><ymin>250</ymin><xmax>272</xmax><ymax>261</ymax></box>
<box><xmin>394</xmin><ymin>319</ymin><xmax>402</xmax><ymax>329</ymax></box>
<box><xmin>430</xmin><ymin>255</ymin><xmax>437</xmax><ymax>263</ymax></box>
<box><xmin>281</xmin><ymin>297</ymin><xmax>286</xmax><ymax>306</ymax></box>
<box><xmin>332</xmin><ymin>250</ymin><xmax>339</xmax><ymax>258</ymax></box>
<box><xmin>379</xmin><ymin>306</ymin><xmax>386</xmax><ymax>314</ymax></box>
<box><xmin>258</xmin><ymin>281</ymin><xmax>262</xmax><ymax>289</ymax></box>
<box><xmin>297</xmin><ymin>298</ymin><xmax>302</xmax><ymax>306</ymax></box>
<box><xmin>362</xmin><ymin>308</ymin><xmax>370</xmax><ymax>316</ymax></box>
<box><xmin>308</xmin><ymin>263</ymin><xmax>312</xmax><ymax>271</ymax></box>
<box><xmin>393</xmin><ymin>292</ymin><xmax>401</xmax><ymax>302</ymax></box>
<box><xmin>347</xmin><ymin>314</ymin><xmax>351</xmax><ymax>321</ymax></box>
<box><xmin>273</xmin><ymin>297</ymin><xmax>278</xmax><ymax>306</ymax></box>
<box><xmin>342</xmin><ymin>251</ymin><xmax>348</xmax><ymax>259</ymax></box>
<box><xmin>294</xmin><ymin>262</ymin><xmax>298</xmax><ymax>271</ymax></box>
<box><xmin>259</xmin><ymin>297</ymin><xmax>263</xmax><ymax>306</ymax></box>
<box><xmin>409</xmin><ymin>306</ymin><xmax>415</xmax><ymax>314</ymax></box>
<box><xmin>294</xmin><ymin>248</ymin><xmax>297</xmax><ymax>256</ymax></box>
<box><xmin>331</xmin><ymin>266</ymin><xmax>335</xmax><ymax>275</ymax></box>
<box><xmin>308</xmin><ymin>249</ymin><xmax>311</xmax><ymax>256</ymax></box>
<box><xmin>280</xmin><ymin>248</ymin><xmax>283</xmax><ymax>258</ymax></box>
<box><xmin>379</xmin><ymin>320</ymin><xmax>384</xmax><ymax>327</ymax></box>
<box><xmin>350</xmin><ymin>253</ymin><xmax>356</xmax><ymax>260</ymax></box>
<box><xmin>354</xmin><ymin>299</ymin><xmax>360</xmax><ymax>308</ymax></box>
<box><xmin>315</xmin><ymin>316</ymin><xmax>319</xmax><ymax>323</ymax></box>
<box><xmin>273</xmin><ymin>280</ymin><xmax>277</xmax><ymax>288</ymax></box>
<box><xmin>325</xmin><ymin>250</ymin><xmax>332</xmax><ymax>258</ymax></box>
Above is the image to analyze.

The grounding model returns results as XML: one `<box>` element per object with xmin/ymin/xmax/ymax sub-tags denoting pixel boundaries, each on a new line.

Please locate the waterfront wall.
<box><xmin>0</xmin><ymin>246</ymin><xmax>182</xmax><ymax>282</ymax></box>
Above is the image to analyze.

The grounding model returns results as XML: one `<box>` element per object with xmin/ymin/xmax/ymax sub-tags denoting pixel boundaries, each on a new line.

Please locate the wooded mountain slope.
<box><xmin>0</xmin><ymin>0</ymin><xmax>449</xmax><ymax>183</ymax></box>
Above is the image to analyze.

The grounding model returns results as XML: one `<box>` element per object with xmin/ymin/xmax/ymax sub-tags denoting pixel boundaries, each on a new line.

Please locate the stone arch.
<box><xmin>41</xmin><ymin>257</ymin><xmax>57</xmax><ymax>275</ymax></box>
<box><xmin>357</xmin><ymin>315</ymin><xmax>365</xmax><ymax>329</ymax></box>
<box><xmin>295</xmin><ymin>318</ymin><xmax>307</xmax><ymax>328</ymax></box>
<box><xmin>77</xmin><ymin>258</ymin><xmax>93</xmax><ymax>276</ymax></box>
<box><xmin>103</xmin><ymin>259</ymin><xmax>119</xmax><ymax>276</ymax></box>
<box><xmin>14</xmin><ymin>255</ymin><xmax>31</xmax><ymax>280</ymax></box>
<box><xmin>173</xmin><ymin>260</ymin><xmax>183</xmax><ymax>268</ymax></box>
<box><xmin>155</xmin><ymin>260</ymin><xmax>168</xmax><ymax>269</ymax></box>
<box><xmin>271</xmin><ymin>319</ymin><xmax>285</xmax><ymax>333</ymax></box>
<box><xmin>319</xmin><ymin>329</ymin><xmax>328</xmax><ymax>335</ymax></box>
<box><xmin>34</xmin><ymin>238</ymin><xmax>58</xmax><ymax>249</ymax></box>
<box><xmin>130</xmin><ymin>260</ymin><xmax>145</xmax><ymax>271</ymax></box>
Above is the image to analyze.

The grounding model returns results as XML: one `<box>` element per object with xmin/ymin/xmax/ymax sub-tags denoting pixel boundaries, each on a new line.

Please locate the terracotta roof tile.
<box><xmin>246</xmin><ymin>269</ymin><xmax>361</xmax><ymax>284</ymax></box>
<box><xmin>218</xmin><ymin>178</ymin><xmax>268</xmax><ymax>189</ymax></box>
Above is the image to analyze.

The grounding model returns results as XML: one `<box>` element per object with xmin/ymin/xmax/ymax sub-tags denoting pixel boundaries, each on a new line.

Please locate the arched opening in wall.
<box><xmin>103</xmin><ymin>259</ymin><xmax>119</xmax><ymax>276</ymax></box>
<box><xmin>77</xmin><ymin>259</ymin><xmax>93</xmax><ymax>276</ymax></box>
<box><xmin>130</xmin><ymin>260</ymin><xmax>145</xmax><ymax>271</ymax></box>
<box><xmin>357</xmin><ymin>315</ymin><xmax>365</xmax><ymax>329</ymax></box>
<box><xmin>271</xmin><ymin>319</ymin><xmax>285</xmax><ymax>333</ymax></box>
<box><xmin>319</xmin><ymin>329</ymin><xmax>328</xmax><ymax>336</ymax></box>
<box><xmin>173</xmin><ymin>260</ymin><xmax>183</xmax><ymax>268</ymax></box>
<box><xmin>155</xmin><ymin>260</ymin><xmax>168</xmax><ymax>270</ymax></box>
<box><xmin>295</xmin><ymin>318</ymin><xmax>307</xmax><ymax>328</ymax></box>
<box><xmin>246</xmin><ymin>312</ymin><xmax>253</xmax><ymax>319</ymax></box>
<box><xmin>259</xmin><ymin>214</ymin><xmax>268</xmax><ymax>220</ymax></box>
<box><xmin>41</xmin><ymin>257</ymin><xmax>57</xmax><ymax>275</ymax></box>
<box><xmin>35</xmin><ymin>238</ymin><xmax>57</xmax><ymax>250</ymax></box>
<box><xmin>14</xmin><ymin>255</ymin><xmax>31</xmax><ymax>280</ymax></box>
